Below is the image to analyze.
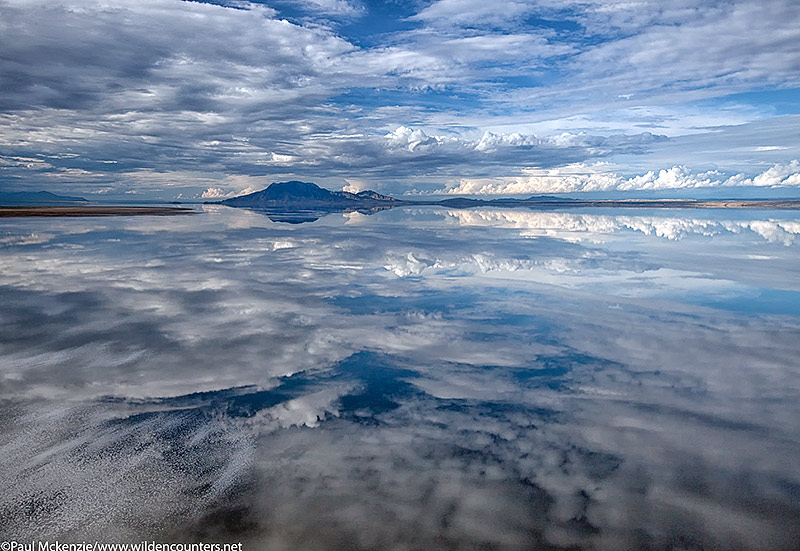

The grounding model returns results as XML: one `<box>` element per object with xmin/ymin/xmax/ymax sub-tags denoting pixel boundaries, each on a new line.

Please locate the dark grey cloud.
<box><xmin>0</xmin><ymin>1</ymin><xmax>351</xmax><ymax>113</ymax></box>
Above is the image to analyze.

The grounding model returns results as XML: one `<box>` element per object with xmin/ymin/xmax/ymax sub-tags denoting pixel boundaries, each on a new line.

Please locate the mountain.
<box><xmin>0</xmin><ymin>190</ymin><xmax>88</xmax><ymax>205</ymax></box>
<box><xmin>221</xmin><ymin>181</ymin><xmax>399</xmax><ymax>209</ymax></box>
<box><xmin>522</xmin><ymin>195</ymin><xmax>577</xmax><ymax>202</ymax></box>
<box><xmin>436</xmin><ymin>198</ymin><xmax>483</xmax><ymax>208</ymax></box>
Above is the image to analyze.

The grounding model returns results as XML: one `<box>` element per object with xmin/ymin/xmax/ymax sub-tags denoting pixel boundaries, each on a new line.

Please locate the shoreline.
<box><xmin>0</xmin><ymin>206</ymin><xmax>196</xmax><ymax>217</ymax></box>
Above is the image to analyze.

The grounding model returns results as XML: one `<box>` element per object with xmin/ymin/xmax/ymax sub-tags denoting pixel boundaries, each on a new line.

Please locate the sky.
<box><xmin>1</xmin><ymin>0</ymin><xmax>799</xmax><ymax>199</ymax></box>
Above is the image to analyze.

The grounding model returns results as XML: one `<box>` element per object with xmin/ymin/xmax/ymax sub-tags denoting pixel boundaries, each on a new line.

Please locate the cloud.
<box><xmin>405</xmin><ymin>0</ymin><xmax>800</xmax><ymax>121</ymax></box>
<box><xmin>341</xmin><ymin>178</ymin><xmax>369</xmax><ymax>193</ymax></box>
<box><xmin>294</xmin><ymin>0</ymin><xmax>364</xmax><ymax>16</ymax></box>
<box><xmin>752</xmin><ymin>160</ymin><xmax>800</xmax><ymax>187</ymax></box>
<box><xmin>496</xmin><ymin>1</ymin><xmax>800</xmax><ymax>108</ymax></box>
<box><xmin>383</xmin><ymin>127</ymin><xmax>666</xmax><ymax>157</ymax></box>
<box><xmin>200</xmin><ymin>187</ymin><xmax>229</xmax><ymax>199</ymax></box>
<box><xmin>754</xmin><ymin>146</ymin><xmax>789</xmax><ymax>152</ymax></box>
<box><xmin>200</xmin><ymin>184</ymin><xmax>259</xmax><ymax>199</ymax></box>
<box><xmin>367</xmin><ymin>127</ymin><xmax>667</xmax><ymax>189</ymax></box>
<box><xmin>384</xmin><ymin>126</ymin><xmax>449</xmax><ymax>151</ymax></box>
<box><xmin>442</xmin><ymin>160</ymin><xmax>800</xmax><ymax>195</ymax></box>
<box><xmin>0</xmin><ymin>0</ymin><xmax>798</xmax><ymax>199</ymax></box>
<box><xmin>409</xmin><ymin>0</ymin><xmax>539</xmax><ymax>29</ymax></box>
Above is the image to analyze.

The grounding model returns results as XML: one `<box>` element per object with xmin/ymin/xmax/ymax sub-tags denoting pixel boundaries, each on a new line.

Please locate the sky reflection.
<box><xmin>1</xmin><ymin>207</ymin><xmax>799</xmax><ymax>549</ymax></box>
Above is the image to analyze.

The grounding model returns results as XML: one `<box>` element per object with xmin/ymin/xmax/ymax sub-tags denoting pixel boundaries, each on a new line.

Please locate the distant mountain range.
<box><xmin>0</xmin><ymin>190</ymin><xmax>88</xmax><ymax>205</ymax></box>
<box><xmin>217</xmin><ymin>181</ymin><xmax>574</xmax><ymax>212</ymax></box>
<box><xmin>216</xmin><ymin>183</ymin><xmax>800</xmax><ymax>220</ymax></box>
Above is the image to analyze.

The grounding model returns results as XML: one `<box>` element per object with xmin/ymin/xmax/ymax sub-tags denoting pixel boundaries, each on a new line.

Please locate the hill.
<box><xmin>220</xmin><ymin>181</ymin><xmax>398</xmax><ymax>209</ymax></box>
<box><xmin>0</xmin><ymin>190</ymin><xmax>88</xmax><ymax>205</ymax></box>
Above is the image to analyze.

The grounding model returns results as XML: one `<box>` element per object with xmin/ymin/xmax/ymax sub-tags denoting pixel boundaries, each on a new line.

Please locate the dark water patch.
<box><xmin>100</xmin><ymin>351</ymin><xmax>424</xmax><ymax>422</ymax></box>
<box><xmin>334</xmin><ymin>351</ymin><xmax>423</xmax><ymax>421</ymax></box>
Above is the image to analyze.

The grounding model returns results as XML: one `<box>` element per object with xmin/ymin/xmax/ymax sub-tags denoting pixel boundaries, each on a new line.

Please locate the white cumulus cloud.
<box><xmin>442</xmin><ymin>161</ymin><xmax>800</xmax><ymax>195</ymax></box>
<box><xmin>200</xmin><ymin>188</ymin><xmax>228</xmax><ymax>199</ymax></box>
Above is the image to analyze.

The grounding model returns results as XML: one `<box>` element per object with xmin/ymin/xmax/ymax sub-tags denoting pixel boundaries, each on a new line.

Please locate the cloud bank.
<box><xmin>441</xmin><ymin>160</ymin><xmax>800</xmax><ymax>195</ymax></box>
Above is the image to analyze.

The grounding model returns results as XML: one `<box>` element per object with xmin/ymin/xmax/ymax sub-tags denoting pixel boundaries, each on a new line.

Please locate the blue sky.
<box><xmin>1</xmin><ymin>0</ymin><xmax>799</xmax><ymax>199</ymax></box>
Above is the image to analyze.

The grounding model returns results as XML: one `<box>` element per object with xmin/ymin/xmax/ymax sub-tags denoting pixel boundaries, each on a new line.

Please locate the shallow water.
<box><xmin>1</xmin><ymin>205</ymin><xmax>799</xmax><ymax>550</ymax></box>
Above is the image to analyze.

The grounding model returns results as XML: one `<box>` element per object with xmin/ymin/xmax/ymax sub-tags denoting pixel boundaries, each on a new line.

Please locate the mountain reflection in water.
<box><xmin>248</xmin><ymin>205</ymin><xmax>395</xmax><ymax>224</ymax></box>
<box><xmin>0</xmin><ymin>206</ymin><xmax>798</xmax><ymax>550</ymax></box>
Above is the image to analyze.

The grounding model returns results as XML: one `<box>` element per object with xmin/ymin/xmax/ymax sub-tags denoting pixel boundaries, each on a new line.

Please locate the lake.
<box><xmin>1</xmin><ymin>205</ymin><xmax>799</xmax><ymax>550</ymax></box>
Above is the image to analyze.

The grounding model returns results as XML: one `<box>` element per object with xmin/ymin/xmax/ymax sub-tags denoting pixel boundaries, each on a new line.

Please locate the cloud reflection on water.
<box><xmin>1</xmin><ymin>207</ymin><xmax>799</xmax><ymax>549</ymax></box>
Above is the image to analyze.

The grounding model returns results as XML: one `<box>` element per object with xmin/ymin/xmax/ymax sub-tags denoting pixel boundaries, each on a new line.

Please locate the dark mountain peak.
<box><xmin>263</xmin><ymin>181</ymin><xmax>330</xmax><ymax>199</ymax></box>
<box><xmin>222</xmin><ymin>181</ymin><xmax>337</xmax><ymax>207</ymax></box>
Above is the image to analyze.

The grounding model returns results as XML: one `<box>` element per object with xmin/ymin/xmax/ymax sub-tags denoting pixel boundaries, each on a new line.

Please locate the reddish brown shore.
<box><xmin>0</xmin><ymin>206</ymin><xmax>196</xmax><ymax>217</ymax></box>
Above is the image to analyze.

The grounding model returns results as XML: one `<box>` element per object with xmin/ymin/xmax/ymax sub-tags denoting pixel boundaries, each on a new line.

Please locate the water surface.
<box><xmin>1</xmin><ymin>206</ymin><xmax>799</xmax><ymax>550</ymax></box>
